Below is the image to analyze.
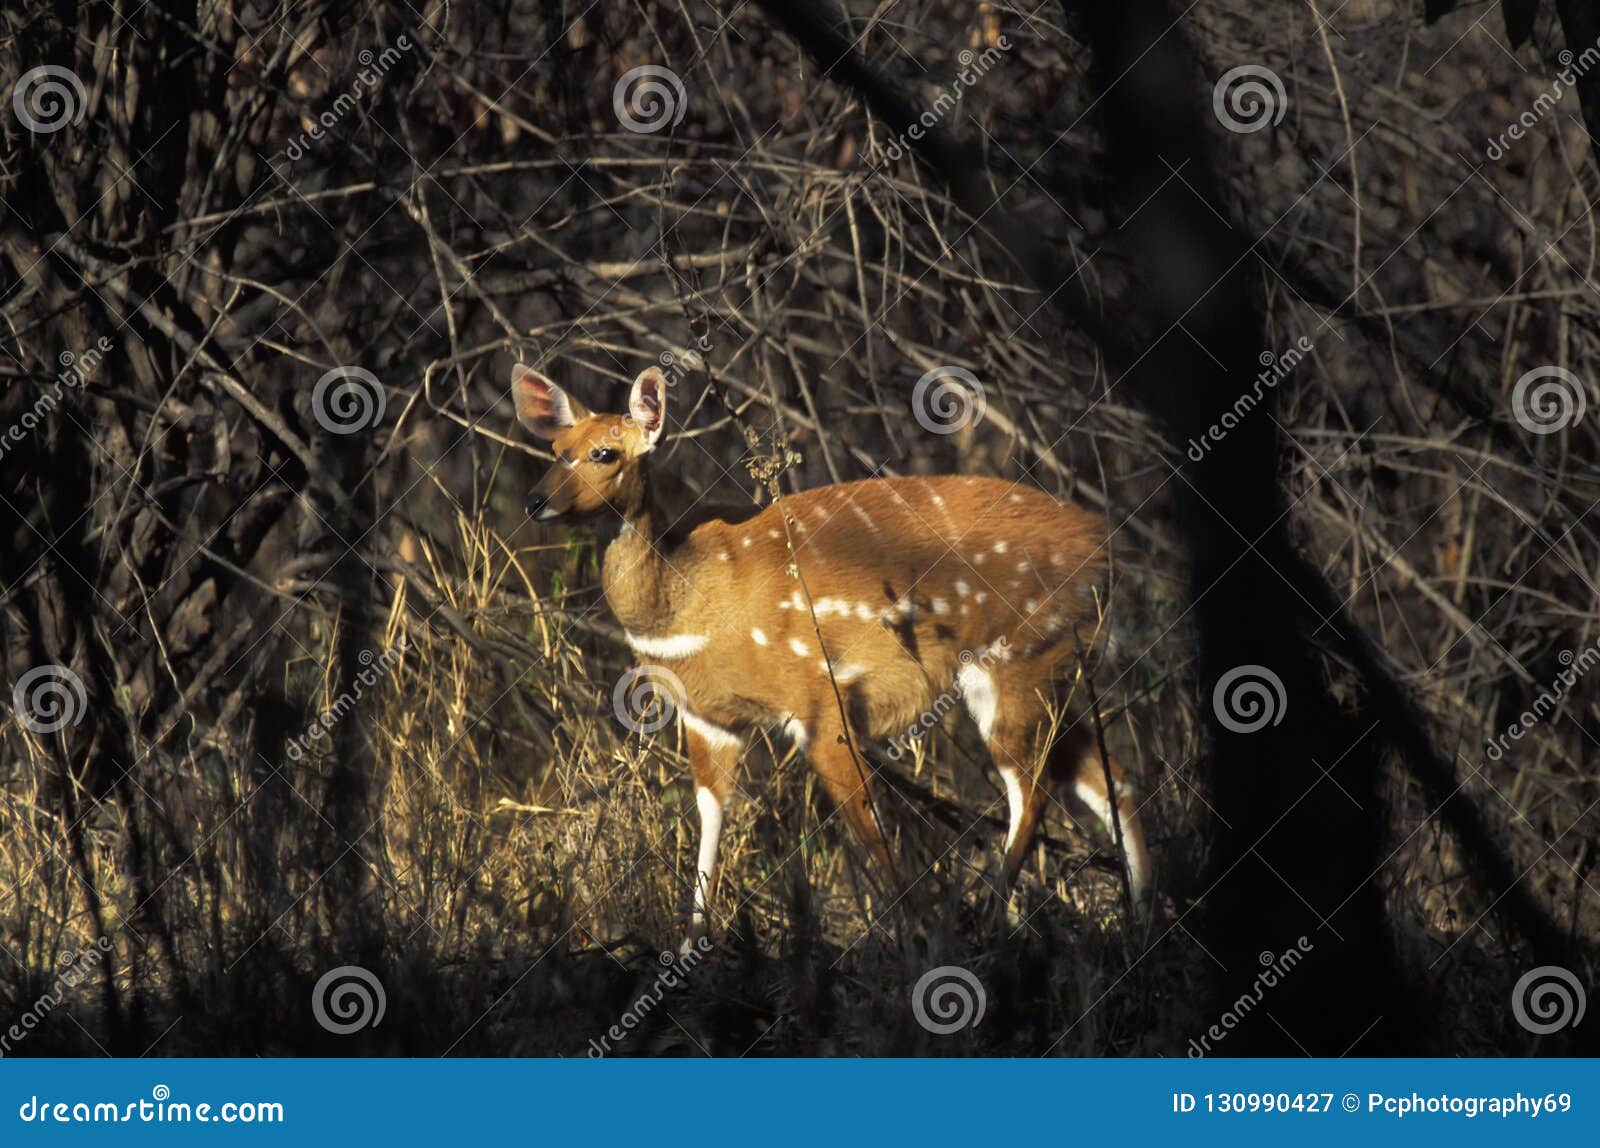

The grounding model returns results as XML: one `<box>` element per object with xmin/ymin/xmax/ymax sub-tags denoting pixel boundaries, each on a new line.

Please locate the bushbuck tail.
<box><xmin>513</xmin><ymin>362</ymin><xmax>1151</xmax><ymax>946</ymax></box>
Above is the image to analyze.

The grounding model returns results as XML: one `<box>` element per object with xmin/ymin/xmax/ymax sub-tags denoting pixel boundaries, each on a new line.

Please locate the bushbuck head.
<box><xmin>512</xmin><ymin>363</ymin><xmax>667</xmax><ymax>522</ymax></box>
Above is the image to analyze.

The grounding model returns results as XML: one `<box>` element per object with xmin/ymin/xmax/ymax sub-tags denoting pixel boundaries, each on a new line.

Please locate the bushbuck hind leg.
<box><xmin>987</xmin><ymin>714</ymin><xmax>1055</xmax><ymax>894</ymax></box>
<box><xmin>1059</xmin><ymin>723</ymin><xmax>1152</xmax><ymax>914</ymax></box>
<box><xmin>990</xmin><ymin>751</ymin><xmax>1054</xmax><ymax>930</ymax></box>
<box><xmin>971</xmin><ymin>659</ymin><xmax>1152</xmax><ymax>923</ymax></box>
<box><xmin>966</xmin><ymin>663</ymin><xmax>1056</xmax><ymax>920</ymax></box>
<box><xmin>681</xmin><ymin>715</ymin><xmax>743</xmax><ymax>953</ymax></box>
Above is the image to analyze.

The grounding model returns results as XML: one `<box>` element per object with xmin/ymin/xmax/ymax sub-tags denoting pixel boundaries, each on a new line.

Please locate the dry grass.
<box><xmin>0</xmin><ymin>489</ymin><xmax>1572</xmax><ymax>1056</ymax></box>
<box><xmin>2</xmin><ymin>0</ymin><xmax>1596</xmax><ymax>1057</ymax></box>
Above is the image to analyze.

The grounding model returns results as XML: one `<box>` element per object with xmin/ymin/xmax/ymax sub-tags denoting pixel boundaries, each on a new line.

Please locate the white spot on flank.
<box><xmin>975</xmin><ymin>592</ymin><xmax>989</xmax><ymax>605</ymax></box>
<box><xmin>1024</xmin><ymin>599</ymin><xmax>1038</xmax><ymax>615</ymax></box>
<box><xmin>1017</xmin><ymin>561</ymin><xmax>1030</xmax><ymax>572</ymax></box>
<box><xmin>1010</xmin><ymin>493</ymin><xmax>1023</xmax><ymax>504</ymax></box>
<box><xmin>850</xmin><ymin>503</ymin><xmax>881</xmax><ymax>537</ymax></box>
<box><xmin>957</xmin><ymin>664</ymin><xmax>999</xmax><ymax>741</ymax></box>
<box><xmin>823</xmin><ymin>661</ymin><xmax>866</xmax><ymax>683</ymax></box>
<box><xmin>855</xmin><ymin>602</ymin><xmax>875</xmax><ymax>621</ymax></box>
<box><xmin>781</xmin><ymin>717</ymin><xmax>809</xmax><ymax>752</ymax></box>
<box><xmin>932</xmin><ymin>597</ymin><xmax>950</xmax><ymax>615</ymax></box>
<box><xmin>742</xmin><ymin>537</ymin><xmax>753</xmax><ymax>547</ymax></box>
<box><xmin>930</xmin><ymin>491</ymin><xmax>961</xmax><ymax>539</ymax></box>
<box><xmin>789</xmin><ymin>637</ymin><xmax>811</xmax><ymax>657</ymax></box>
<box><xmin>954</xmin><ymin>579</ymin><xmax>971</xmax><ymax>598</ymax></box>
<box><xmin>768</xmin><ymin>529</ymin><xmax>780</xmax><ymax>539</ymax></box>
<box><xmin>625</xmin><ymin>631</ymin><xmax>708</xmax><ymax>659</ymax></box>
<box><xmin>751</xmin><ymin>628</ymin><xmax>769</xmax><ymax>646</ymax></box>
<box><xmin>993</xmin><ymin>541</ymin><xmax>1009</xmax><ymax>554</ymax></box>
<box><xmin>719</xmin><ymin>551</ymin><xmax>731</xmax><ymax>561</ymax></box>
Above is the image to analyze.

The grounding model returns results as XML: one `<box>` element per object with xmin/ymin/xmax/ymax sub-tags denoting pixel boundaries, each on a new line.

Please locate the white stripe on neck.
<box><xmin>624</xmin><ymin>631</ymin><xmax>707</xmax><ymax>659</ymax></box>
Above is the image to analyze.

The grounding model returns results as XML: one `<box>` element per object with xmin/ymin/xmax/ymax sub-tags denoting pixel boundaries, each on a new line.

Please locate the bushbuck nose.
<box><xmin>525</xmin><ymin>491</ymin><xmax>550</xmax><ymax>519</ymax></box>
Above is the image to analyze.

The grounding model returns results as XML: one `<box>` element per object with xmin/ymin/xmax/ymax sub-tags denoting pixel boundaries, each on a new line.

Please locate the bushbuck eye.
<box><xmin>588</xmin><ymin>447</ymin><xmax>620</xmax><ymax>464</ymax></box>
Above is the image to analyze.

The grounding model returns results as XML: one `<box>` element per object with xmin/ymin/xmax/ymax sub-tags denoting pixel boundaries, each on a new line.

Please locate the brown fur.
<box><xmin>514</xmin><ymin>363</ymin><xmax>1151</xmax><ymax>939</ymax></box>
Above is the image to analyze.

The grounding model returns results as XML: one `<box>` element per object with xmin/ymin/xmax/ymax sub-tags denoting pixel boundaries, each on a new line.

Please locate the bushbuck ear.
<box><xmin>628</xmin><ymin>366</ymin><xmax>667</xmax><ymax>449</ymax></box>
<box><xmin>512</xmin><ymin>364</ymin><xmax>587</xmax><ymax>440</ymax></box>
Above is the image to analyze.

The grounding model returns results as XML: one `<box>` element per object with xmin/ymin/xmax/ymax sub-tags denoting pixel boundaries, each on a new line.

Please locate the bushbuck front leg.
<box><xmin>681</xmin><ymin>714</ymin><xmax>743</xmax><ymax>954</ymax></box>
<box><xmin>806</xmin><ymin>714</ymin><xmax>896</xmax><ymax>874</ymax></box>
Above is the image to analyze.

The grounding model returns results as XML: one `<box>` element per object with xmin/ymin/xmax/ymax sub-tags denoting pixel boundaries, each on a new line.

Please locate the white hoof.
<box><xmin>679</xmin><ymin>922</ymin><xmax>713</xmax><ymax>958</ymax></box>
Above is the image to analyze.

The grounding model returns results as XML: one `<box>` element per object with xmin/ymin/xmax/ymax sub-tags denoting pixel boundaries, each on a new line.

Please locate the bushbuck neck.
<box><xmin>598</xmin><ymin>455</ymin><xmax>687</xmax><ymax>635</ymax></box>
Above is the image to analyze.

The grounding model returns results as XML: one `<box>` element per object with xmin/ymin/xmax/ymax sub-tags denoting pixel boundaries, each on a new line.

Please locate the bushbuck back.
<box><xmin>514</xmin><ymin>362</ymin><xmax>1151</xmax><ymax>946</ymax></box>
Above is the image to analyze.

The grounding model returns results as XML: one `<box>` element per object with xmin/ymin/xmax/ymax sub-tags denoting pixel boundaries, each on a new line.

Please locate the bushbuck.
<box><xmin>513</xmin><ymin>362</ymin><xmax>1151</xmax><ymax>946</ymax></box>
